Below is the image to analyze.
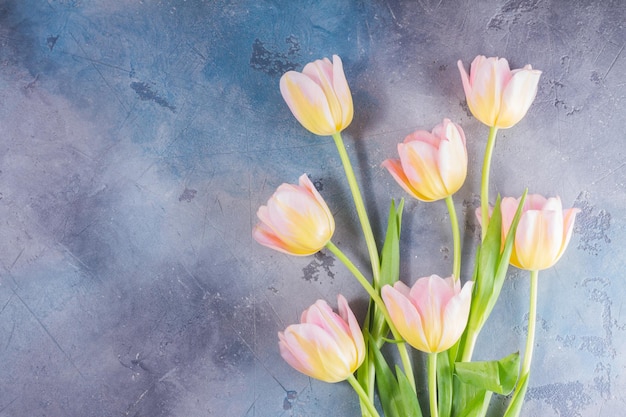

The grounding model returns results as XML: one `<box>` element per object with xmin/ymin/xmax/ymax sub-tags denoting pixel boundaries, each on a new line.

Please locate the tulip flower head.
<box><xmin>382</xmin><ymin>275</ymin><xmax>473</xmax><ymax>353</ymax></box>
<box><xmin>382</xmin><ymin>118</ymin><xmax>468</xmax><ymax>202</ymax></box>
<box><xmin>458</xmin><ymin>56</ymin><xmax>542</xmax><ymax>129</ymax></box>
<box><xmin>253</xmin><ymin>174</ymin><xmax>335</xmax><ymax>256</ymax></box>
<box><xmin>280</xmin><ymin>55</ymin><xmax>353</xmax><ymax>136</ymax></box>
<box><xmin>499</xmin><ymin>194</ymin><xmax>580</xmax><ymax>271</ymax></box>
<box><xmin>278</xmin><ymin>295</ymin><xmax>365</xmax><ymax>383</ymax></box>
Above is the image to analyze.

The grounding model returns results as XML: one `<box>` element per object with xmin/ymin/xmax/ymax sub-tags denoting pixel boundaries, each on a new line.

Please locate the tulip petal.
<box><xmin>437</xmin><ymin>121</ymin><xmax>468</xmax><ymax>194</ymax></box>
<box><xmin>439</xmin><ymin>281</ymin><xmax>473</xmax><ymax>351</ymax></box>
<box><xmin>382</xmin><ymin>284</ymin><xmax>430</xmax><ymax>352</ymax></box>
<box><xmin>382</xmin><ymin>158</ymin><xmax>422</xmax><ymax>200</ymax></box>
<box><xmin>399</xmin><ymin>139</ymin><xmax>448</xmax><ymax>201</ymax></box>
<box><xmin>280</xmin><ymin>71</ymin><xmax>337</xmax><ymax>136</ymax></box>
<box><xmin>497</xmin><ymin>66</ymin><xmax>542</xmax><ymax>128</ymax></box>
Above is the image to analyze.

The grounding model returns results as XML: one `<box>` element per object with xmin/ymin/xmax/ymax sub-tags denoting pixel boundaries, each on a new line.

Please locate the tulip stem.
<box><xmin>347</xmin><ymin>374</ymin><xmax>381</xmax><ymax>417</ymax></box>
<box><xmin>521</xmin><ymin>269</ymin><xmax>538</xmax><ymax>377</ymax></box>
<box><xmin>428</xmin><ymin>353</ymin><xmax>439</xmax><ymax>417</ymax></box>
<box><xmin>326</xmin><ymin>241</ymin><xmax>416</xmax><ymax>393</ymax></box>
<box><xmin>331</xmin><ymin>132</ymin><xmax>381</xmax><ymax>286</ymax></box>
<box><xmin>480</xmin><ymin>126</ymin><xmax>498</xmax><ymax>241</ymax></box>
<box><xmin>445</xmin><ymin>195</ymin><xmax>461</xmax><ymax>280</ymax></box>
<box><xmin>504</xmin><ymin>269</ymin><xmax>538</xmax><ymax>417</ymax></box>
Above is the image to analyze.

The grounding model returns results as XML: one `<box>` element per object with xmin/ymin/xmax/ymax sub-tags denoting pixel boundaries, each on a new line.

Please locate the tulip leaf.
<box><xmin>458</xmin><ymin>389</ymin><xmax>491</xmax><ymax>417</ymax></box>
<box><xmin>460</xmin><ymin>191</ymin><xmax>528</xmax><ymax>358</ymax></box>
<box><xmin>370</xmin><ymin>339</ymin><xmax>423</xmax><ymax>417</ymax></box>
<box><xmin>370</xmin><ymin>199</ymin><xmax>404</xmax><ymax>343</ymax></box>
<box><xmin>380</xmin><ymin>198</ymin><xmax>404</xmax><ymax>288</ymax></box>
<box><xmin>454</xmin><ymin>351</ymin><xmax>520</xmax><ymax>395</ymax></box>
<box><xmin>437</xmin><ymin>350</ymin><xmax>453</xmax><ymax>417</ymax></box>
<box><xmin>503</xmin><ymin>372</ymin><xmax>529</xmax><ymax>417</ymax></box>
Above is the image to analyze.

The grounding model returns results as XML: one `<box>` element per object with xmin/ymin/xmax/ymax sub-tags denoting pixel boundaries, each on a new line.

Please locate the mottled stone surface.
<box><xmin>0</xmin><ymin>0</ymin><xmax>624</xmax><ymax>415</ymax></box>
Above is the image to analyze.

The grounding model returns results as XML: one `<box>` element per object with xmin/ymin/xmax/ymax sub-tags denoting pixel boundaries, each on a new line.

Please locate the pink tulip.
<box><xmin>253</xmin><ymin>174</ymin><xmax>335</xmax><ymax>256</ymax></box>
<box><xmin>280</xmin><ymin>55</ymin><xmax>353</xmax><ymax>136</ymax></box>
<box><xmin>278</xmin><ymin>295</ymin><xmax>365</xmax><ymax>383</ymax></box>
<box><xmin>382</xmin><ymin>118</ymin><xmax>468</xmax><ymax>202</ymax></box>
<box><xmin>382</xmin><ymin>275</ymin><xmax>473</xmax><ymax>353</ymax></box>
<box><xmin>499</xmin><ymin>194</ymin><xmax>579</xmax><ymax>271</ymax></box>
<box><xmin>458</xmin><ymin>56</ymin><xmax>541</xmax><ymax>129</ymax></box>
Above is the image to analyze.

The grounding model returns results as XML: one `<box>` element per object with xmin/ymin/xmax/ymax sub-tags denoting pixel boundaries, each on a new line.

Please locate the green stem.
<box><xmin>460</xmin><ymin>325</ymin><xmax>478</xmax><ymax>363</ymax></box>
<box><xmin>521</xmin><ymin>269</ymin><xmax>539</xmax><ymax>377</ymax></box>
<box><xmin>347</xmin><ymin>374</ymin><xmax>381</xmax><ymax>417</ymax></box>
<box><xmin>331</xmin><ymin>132</ymin><xmax>381</xmax><ymax>286</ymax></box>
<box><xmin>428</xmin><ymin>353</ymin><xmax>439</xmax><ymax>417</ymax></box>
<box><xmin>480</xmin><ymin>126</ymin><xmax>498</xmax><ymax>241</ymax></box>
<box><xmin>445</xmin><ymin>195</ymin><xmax>461</xmax><ymax>280</ymax></box>
<box><xmin>326</xmin><ymin>240</ymin><xmax>416</xmax><ymax>392</ymax></box>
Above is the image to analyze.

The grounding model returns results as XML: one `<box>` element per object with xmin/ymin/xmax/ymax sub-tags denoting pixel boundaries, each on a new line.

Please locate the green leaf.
<box><xmin>396</xmin><ymin>366</ymin><xmax>423</xmax><ymax>417</ymax></box>
<box><xmin>458</xmin><ymin>389</ymin><xmax>491</xmax><ymax>417</ymax></box>
<box><xmin>462</xmin><ymin>191</ymin><xmax>528</xmax><ymax>354</ymax></box>
<box><xmin>454</xmin><ymin>352</ymin><xmax>520</xmax><ymax>395</ymax></box>
<box><xmin>379</xmin><ymin>198</ymin><xmax>404</xmax><ymax>288</ymax></box>
<box><xmin>370</xmin><ymin>199</ymin><xmax>404</xmax><ymax>343</ymax></box>
<box><xmin>371</xmin><ymin>340</ymin><xmax>423</xmax><ymax>417</ymax></box>
<box><xmin>437</xmin><ymin>350</ymin><xmax>453</xmax><ymax>417</ymax></box>
<box><xmin>503</xmin><ymin>372</ymin><xmax>529</xmax><ymax>417</ymax></box>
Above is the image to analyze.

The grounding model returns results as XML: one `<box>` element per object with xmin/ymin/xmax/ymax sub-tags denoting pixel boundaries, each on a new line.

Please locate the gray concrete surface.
<box><xmin>0</xmin><ymin>0</ymin><xmax>624</xmax><ymax>416</ymax></box>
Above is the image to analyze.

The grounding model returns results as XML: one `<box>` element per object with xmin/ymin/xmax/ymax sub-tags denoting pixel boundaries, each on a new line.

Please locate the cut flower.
<box><xmin>278</xmin><ymin>295</ymin><xmax>365</xmax><ymax>383</ymax></box>
<box><xmin>280</xmin><ymin>55</ymin><xmax>353</xmax><ymax>136</ymax></box>
<box><xmin>253</xmin><ymin>174</ymin><xmax>334</xmax><ymax>256</ymax></box>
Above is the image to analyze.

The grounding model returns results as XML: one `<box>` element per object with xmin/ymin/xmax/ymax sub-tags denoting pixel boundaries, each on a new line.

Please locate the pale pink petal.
<box><xmin>332</xmin><ymin>55</ymin><xmax>354</xmax><ymax>129</ymax></box>
<box><xmin>382</xmin><ymin>284</ymin><xmax>430</xmax><ymax>352</ymax></box>
<box><xmin>382</xmin><ymin>158</ymin><xmax>421</xmax><ymax>200</ymax></box>
<box><xmin>497</xmin><ymin>66</ymin><xmax>541</xmax><ymax>128</ymax></box>
<box><xmin>280</xmin><ymin>71</ymin><xmax>336</xmax><ymax>136</ymax></box>
<box><xmin>439</xmin><ymin>281</ymin><xmax>473</xmax><ymax>351</ymax></box>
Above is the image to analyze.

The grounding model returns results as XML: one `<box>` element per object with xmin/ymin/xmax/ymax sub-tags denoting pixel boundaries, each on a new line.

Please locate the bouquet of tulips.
<box><xmin>253</xmin><ymin>54</ymin><xmax>579</xmax><ymax>417</ymax></box>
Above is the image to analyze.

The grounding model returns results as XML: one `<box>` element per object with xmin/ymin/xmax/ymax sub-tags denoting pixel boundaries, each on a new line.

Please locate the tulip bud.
<box><xmin>500</xmin><ymin>194</ymin><xmax>579</xmax><ymax>271</ymax></box>
<box><xmin>458</xmin><ymin>56</ymin><xmax>541</xmax><ymax>129</ymax></box>
<box><xmin>280</xmin><ymin>55</ymin><xmax>353</xmax><ymax>136</ymax></box>
<box><xmin>278</xmin><ymin>295</ymin><xmax>365</xmax><ymax>383</ymax></box>
<box><xmin>382</xmin><ymin>118</ymin><xmax>468</xmax><ymax>202</ymax></box>
<box><xmin>253</xmin><ymin>174</ymin><xmax>335</xmax><ymax>256</ymax></box>
<box><xmin>382</xmin><ymin>275</ymin><xmax>473</xmax><ymax>353</ymax></box>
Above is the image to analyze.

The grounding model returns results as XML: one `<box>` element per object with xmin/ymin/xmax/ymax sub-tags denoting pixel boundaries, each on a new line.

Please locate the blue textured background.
<box><xmin>0</xmin><ymin>0</ymin><xmax>623</xmax><ymax>415</ymax></box>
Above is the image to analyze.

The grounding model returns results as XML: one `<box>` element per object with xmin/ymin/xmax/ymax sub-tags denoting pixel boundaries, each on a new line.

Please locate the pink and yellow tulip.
<box><xmin>278</xmin><ymin>295</ymin><xmax>365</xmax><ymax>383</ymax></box>
<box><xmin>458</xmin><ymin>56</ymin><xmax>541</xmax><ymax>129</ymax></box>
<box><xmin>382</xmin><ymin>275</ymin><xmax>473</xmax><ymax>353</ymax></box>
<box><xmin>280</xmin><ymin>55</ymin><xmax>353</xmax><ymax>136</ymax></box>
<box><xmin>253</xmin><ymin>174</ymin><xmax>334</xmax><ymax>256</ymax></box>
<box><xmin>500</xmin><ymin>194</ymin><xmax>579</xmax><ymax>271</ymax></box>
<box><xmin>382</xmin><ymin>118</ymin><xmax>468</xmax><ymax>202</ymax></box>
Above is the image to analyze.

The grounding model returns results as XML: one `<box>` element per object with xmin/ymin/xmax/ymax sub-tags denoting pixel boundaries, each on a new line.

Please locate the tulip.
<box><xmin>280</xmin><ymin>55</ymin><xmax>353</xmax><ymax>136</ymax></box>
<box><xmin>499</xmin><ymin>194</ymin><xmax>579</xmax><ymax>271</ymax></box>
<box><xmin>278</xmin><ymin>295</ymin><xmax>365</xmax><ymax>383</ymax></box>
<box><xmin>253</xmin><ymin>174</ymin><xmax>334</xmax><ymax>256</ymax></box>
<box><xmin>458</xmin><ymin>56</ymin><xmax>542</xmax><ymax>129</ymax></box>
<box><xmin>382</xmin><ymin>275</ymin><xmax>473</xmax><ymax>353</ymax></box>
<box><xmin>382</xmin><ymin>118</ymin><xmax>468</xmax><ymax>202</ymax></box>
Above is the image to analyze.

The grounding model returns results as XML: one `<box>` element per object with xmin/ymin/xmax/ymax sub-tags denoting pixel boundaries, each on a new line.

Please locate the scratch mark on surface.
<box><xmin>603</xmin><ymin>43</ymin><xmax>624</xmax><ymax>78</ymax></box>
<box><xmin>591</xmin><ymin>161</ymin><xmax>626</xmax><ymax>185</ymax></box>
<box><xmin>11</xmin><ymin>288</ymin><xmax>86</xmax><ymax>380</ymax></box>
<box><xmin>5</xmin><ymin>321</ymin><xmax>15</xmax><ymax>350</ymax></box>
<box><xmin>0</xmin><ymin>294</ymin><xmax>13</xmax><ymax>316</ymax></box>
<box><xmin>123</xmin><ymin>367</ymin><xmax>177</xmax><ymax>416</ymax></box>
<box><xmin>228</xmin><ymin>321</ymin><xmax>289</xmax><ymax>393</ymax></box>
<box><xmin>0</xmin><ymin>397</ymin><xmax>18</xmax><ymax>413</ymax></box>
<box><xmin>7</xmin><ymin>247</ymin><xmax>24</xmax><ymax>272</ymax></box>
<box><xmin>68</xmin><ymin>31</ymin><xmax>129</xmax><ymax>114</ymax></box>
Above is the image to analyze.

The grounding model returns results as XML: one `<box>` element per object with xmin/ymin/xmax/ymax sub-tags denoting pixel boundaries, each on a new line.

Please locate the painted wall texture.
<box><xmin>0</xmin><ymin>0</ymin><xmax>624</xmax><ymax>416</ymax></box>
